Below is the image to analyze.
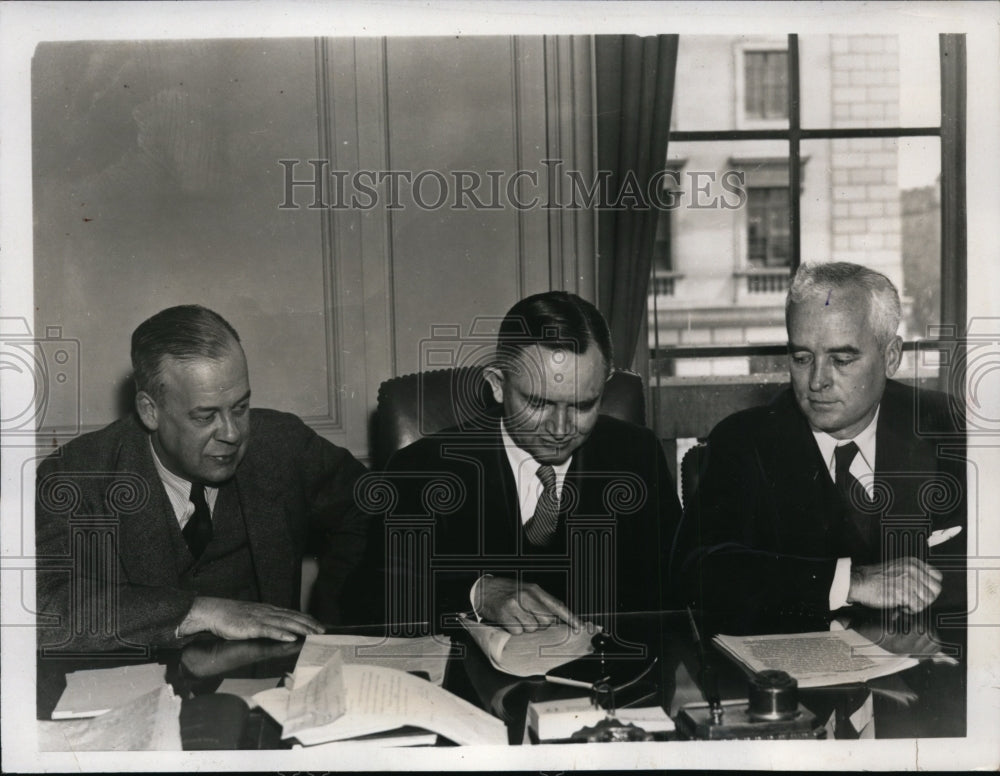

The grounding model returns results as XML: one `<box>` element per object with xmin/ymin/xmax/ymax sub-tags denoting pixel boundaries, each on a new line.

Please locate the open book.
<box><xmin>253</xmin><ymin>641</ymin><xmax>506</xmax><ymax>746</ymax></box>
<box><xmin>458</xmin><ymin>614</ymin><xmax>598</xmax><ymax>677</ymax></box>
<box><xmin>713</xmin><ymin>629</ymin><xmax>919</xmax><ymax>688</ymax></box>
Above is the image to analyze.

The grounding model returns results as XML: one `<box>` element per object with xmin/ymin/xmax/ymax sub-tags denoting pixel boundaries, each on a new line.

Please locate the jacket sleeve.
<box><xmin>670</xmin><ymin>418</ymin><xmax>838</xmax><ymax>621</ymax></box>
<box><xmin>35</xmin><ymin>454</ymin><xmax>199</xmax><ymax>651</ymax></box>
<box><xmin>371</xmin><ymin>443</ymin><xmax>482</xmax><ymax>633</ymax></box>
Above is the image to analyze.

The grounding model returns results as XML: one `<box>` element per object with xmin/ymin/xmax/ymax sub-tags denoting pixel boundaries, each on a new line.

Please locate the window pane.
<box><xmin>799</xmin><ymin>136</ymin><xmax>941</xmax><ymax>377</ymax></box>
<box><xmin>763</xmin><ymin>52</ymin><xmax>789</xmax><ymax>118</ymax></box>
<box><xmin>745</xmin><ymin>50</ymin><xmax>789</xmax><ymax>120</ymax></box>
<box><xmin>673</xmin><ymin>36</ymin><xmax>789</xmax><ymax>132</ymax></box>
<box><xmin>746</xmin><ymin>187</ymin><xmax>791</xmax><ymax>267</ymax></box>
<box><xmin>648</xmin><ymin>140</ymin><xmax>792</xmax><ymax>369</ymax></box>
<box><xmin>800</xmin><ymin>33</ymin><xmax>940</xmax><ymax>129</ymax></box>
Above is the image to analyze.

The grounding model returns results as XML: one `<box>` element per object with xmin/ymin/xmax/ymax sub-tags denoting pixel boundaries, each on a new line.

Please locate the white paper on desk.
<box><xmin>296</xmin><ymin>634</ymin><xmax>453</xmax><ymax>686</ymax></box>
<box><xmin>459</xmin><ymin>615</ymin><xmax>597</xmax><ymax>677</ymax></box>
<box><xmin>713</xmin><ymin>629</ymin><xmax>919</xmax><ymax>688</ymax></box>
<box><xmin>52</xmin><ymin>663</ymin><xmax>167</xmax><ymax>719</ymax></box>
<box><xmin>39</xmin><ymin>684</ymin><xmax>182</xmax><ymax>751</ymax></box>
<box><xmin>254</xmin><ymin>658</ymin><xmax>506</xmax><ymax>746</ymax></box>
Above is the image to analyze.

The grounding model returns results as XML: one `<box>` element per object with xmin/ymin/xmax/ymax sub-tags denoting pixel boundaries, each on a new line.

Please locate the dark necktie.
<box><xmin>183</xmin><ymin>483</ymin><xmax>213</xmax><ymax>559</ymax></box>
<box><xmin>834</xmin><ymin>442</ymin><xmax>875</xmax><ymax>560</ymax></box>
<box><xmin>524</xmin><ymin>464</ymin><xmax>560</xmax><ymax>547</ymax></box>
<box><xmin>834</xmin><ymin>442</ymin><xmax>866</xmax><ymax>508</ymax></box>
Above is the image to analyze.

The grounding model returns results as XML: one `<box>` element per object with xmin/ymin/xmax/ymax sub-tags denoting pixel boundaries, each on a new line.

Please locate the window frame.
<box><xmin>649</xmin><ymin>33</ymin><xmax>966</xmax><ymax>388</ymax></box>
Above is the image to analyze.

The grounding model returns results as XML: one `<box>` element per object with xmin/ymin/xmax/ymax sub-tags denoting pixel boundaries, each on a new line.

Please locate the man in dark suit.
<box><xmin>672</xmin><ymin>262</ymin><xmax>966</xmax><ymax>628</ymax></box>
<box><xmin>36</xmin><ymin>305</ymin><xmax>368</xmax><ymax>651</ymax></box>
<box><xmin>377</xmin><ymin>291</ymin><xmax>681</xmax><ymax>635</ymax></box>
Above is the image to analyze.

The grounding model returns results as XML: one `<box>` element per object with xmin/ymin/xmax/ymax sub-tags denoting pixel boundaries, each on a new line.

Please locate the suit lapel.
<box><xmin>482</xmin><ymin>427</ymin><xmax>521</xmax><ymax>555</ymax></box>
<box><xmin>113</xmin><ymin>418</ymin><xmax>186</xmax><ymax>587</ymax></box>
<box><xmin>235</xmin><ymin>457</ymin><xmax>296</xmax><ymax>607</ymax></box>
<box><xmin>765</xmin><ymin>392</ymin><xmax>845</xmax><ymax>550</ymax></box>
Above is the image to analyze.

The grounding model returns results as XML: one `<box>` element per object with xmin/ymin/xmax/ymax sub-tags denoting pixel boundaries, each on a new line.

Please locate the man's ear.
<box><xmin>135</xmin><ymin>390</ymin><xmax>160</xmax><ymax>432</ymax></box>
<box><xmin>884</xmin><ymin>335</ymin><xmax>903</xmax><ymax>378</ymax></box>
<box><xmin>482</xmin><ymin>366</ymin><xmax>505</xmax><ymax>404</ymax></box>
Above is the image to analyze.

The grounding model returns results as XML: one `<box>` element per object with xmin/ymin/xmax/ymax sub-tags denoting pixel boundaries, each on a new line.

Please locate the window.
<box><xmin>744</xmin><ymin>50</ymin><xmax>788</xmax><ymax>120</ymax></box>
<box><xmin>650</xmin><ymin>211</ymin><xmax>674</xmax><ymax>291</ymax></box>
<box><xmin>647</xmin><ymin>33</ymin><xmax>965</xmax><ymax>399</ymax></box>
<box><xmin>747</xmin><ymin>187</ymin><xmax>790</xmax><ymax>266</ymax></box>
<box><xmin>649</xmin><ymin>162</ymin><xmax>685</xmax><ymax>296</ymax></box>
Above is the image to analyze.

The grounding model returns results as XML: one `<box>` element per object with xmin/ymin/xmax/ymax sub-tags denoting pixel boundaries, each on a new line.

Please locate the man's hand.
<box><xmin>475</xmin><ymin>576</ymin><xmax>582</xmax><ymax>634</ymax></box>
<box><xmin>847</xmin><ymin>557</ymin><xmax>943</xmax><ymax>614</ymax></box>
<box><xmin>177</xmin><ymin>596</ymin><xmax>326</xmax><ymax>642</ymax></box>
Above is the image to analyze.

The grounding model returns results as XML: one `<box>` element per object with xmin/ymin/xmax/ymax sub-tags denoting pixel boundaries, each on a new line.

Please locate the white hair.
<box><xmin>786</xmin><ymin>261</ymin><xmax>901</xmax><ymax>346</ymax></box>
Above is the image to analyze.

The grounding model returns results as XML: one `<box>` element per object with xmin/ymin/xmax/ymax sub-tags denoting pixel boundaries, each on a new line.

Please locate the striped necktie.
<box><xmin>524</xmin><ymin>464</ymin><xmax>560</xmax><ymax>546</ymax></box>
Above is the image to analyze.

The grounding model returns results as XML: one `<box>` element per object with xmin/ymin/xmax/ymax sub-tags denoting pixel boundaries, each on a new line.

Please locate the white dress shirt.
<box><xmin>149</xmin><ymin>439</ymin><xmax>219</xmax><ymax>528</ymax></box>
<box><xmin>810</xmin><ymin>407</ymin><xmax>879</xmax><ymax>610</ymax></box>
<box><xmin>469</xmin><ymin>420</ymin><xmax>574</xmax><ymax>614</ymax></box>
<box><xmin>498</xmin><ymin>421</ymin><xmax>572</xmax><ymax>525</ymax></box>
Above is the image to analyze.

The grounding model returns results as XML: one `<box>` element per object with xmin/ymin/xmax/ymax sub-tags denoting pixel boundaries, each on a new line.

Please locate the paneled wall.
<box><xmin>32</xmin><ymin>36</ymin><xmax>595</xmax><ymax>461</ymax></box>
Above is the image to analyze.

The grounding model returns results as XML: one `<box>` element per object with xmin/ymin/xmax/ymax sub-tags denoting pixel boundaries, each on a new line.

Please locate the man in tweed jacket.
<box><xmin>36</xmin><ymin>305</ymin><xmax>368</xmax><ymax>651</ymax></box>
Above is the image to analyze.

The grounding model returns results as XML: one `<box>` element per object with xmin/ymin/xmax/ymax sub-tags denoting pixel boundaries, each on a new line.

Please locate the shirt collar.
<box><xmin>148</xmin><ymin>437</ymin><xmax>218</xmax><ymax>522</ymax></box>
<box><xmin>499</xmin><ymin>419</ymin><xmax>573</xmax><ymax>484</ymax></box>
<box><xmin>811</xmin><ymin>405</ymin><xmax>880</xmax><ymax>474</ymax></box>
<box><xmin>149</xmin><ymin>437</ymin><xmax>196</xmax><ymax>494</ymax></box>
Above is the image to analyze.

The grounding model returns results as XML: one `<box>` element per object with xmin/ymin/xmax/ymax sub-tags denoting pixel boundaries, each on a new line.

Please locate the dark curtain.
<box><xmin>595</xmin><ymin>35</ymin><xmax>678</xmax><ymax>370</ymax></box>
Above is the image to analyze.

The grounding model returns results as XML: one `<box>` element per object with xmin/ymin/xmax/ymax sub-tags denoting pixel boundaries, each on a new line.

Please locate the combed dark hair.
<box><xmin>131</xmin><ymin>305</ymin><xmax>241</xmax><ymax>399</ymax></box>
<box><xmin>496</xmin><ymin>291</ymin><xmax>613</xmax><ymax>376</ymax></box>
<box><xmin>786</xmin><ymin>261</ymin><xmax>901</xmax><ymax>347</ymax></box>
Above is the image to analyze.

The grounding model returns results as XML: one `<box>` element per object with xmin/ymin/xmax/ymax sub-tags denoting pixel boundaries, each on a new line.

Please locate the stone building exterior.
<box><xmin>648</xmin><ymin>35</ymin><xmax>908</xmax><ymax>377</ymax></box>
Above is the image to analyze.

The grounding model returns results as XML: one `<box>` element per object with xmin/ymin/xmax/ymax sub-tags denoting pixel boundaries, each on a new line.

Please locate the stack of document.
<box><xmin>713</xmin><ymin>629</ymin><xmax>919</xmax><ymax>688</ymax></box>
<box><xmin>253</xmin><ymin>635</ymin><xmax>507</xmax><ymax>747</ymax></box>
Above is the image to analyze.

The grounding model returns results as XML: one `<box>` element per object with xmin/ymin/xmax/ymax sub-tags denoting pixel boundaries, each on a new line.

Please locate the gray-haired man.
<box><xmin>673</xmin><ymin>262</ymin><xmax>965</xmax><ymax>624</ymax></box>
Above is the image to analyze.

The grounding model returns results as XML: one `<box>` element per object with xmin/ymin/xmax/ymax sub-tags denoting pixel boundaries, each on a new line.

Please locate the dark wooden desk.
<box><xmin>36</xmin><ymin>611</ymin><xmax>966</xmax><ymax>748</ymax></box>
